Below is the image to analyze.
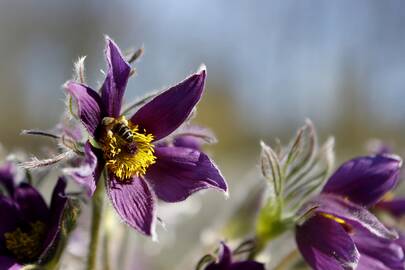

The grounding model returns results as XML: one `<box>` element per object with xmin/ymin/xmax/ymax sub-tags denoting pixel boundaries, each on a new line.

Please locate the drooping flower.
<box><xmin>203</xmin><ymin>242</ymin><xmax>265</xmax><ymax>270</ymax></box>
<box><xmin>0</xmin><ymin>162</ymin><xmax>68</xmax><ymax>269</ymax></box>
<box><xmin>65</xmin><ymin>37</ymin><xmax>227</xmax><ymax>237</ymax></box>
<box><xmin>295</xmin><ymin>154</ymin><xmax>404</xmax><ymax>270</ymax></box>
<box><xmin>364</xmin><ymin>140</ymin><xmax>405</xmax><ymax>218</ymax></box>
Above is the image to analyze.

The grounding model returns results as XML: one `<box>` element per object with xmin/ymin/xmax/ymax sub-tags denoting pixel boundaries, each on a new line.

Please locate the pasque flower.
<box><xmin>295</xmin><ymin>154</ymin><xmax>404</xmax><ymax>270</ymax></box>
<box><xmin>204</xmin><ymin>243</ymin><xmax>265</xmax><ymax>270</ymax></box>
<box><xmin>368</xmin><ymin>144</ymin><xmax>405</xmax><ymax>218</ymax></box>
<box><xmin>65</xmin><ymin>37</ymin><xmax>227</xmax><ymax>237</ymax></box>
<box><xmin>0</xmin><ymin>162</ymin><xmax>68</xmax><ymax>269</ymax></box>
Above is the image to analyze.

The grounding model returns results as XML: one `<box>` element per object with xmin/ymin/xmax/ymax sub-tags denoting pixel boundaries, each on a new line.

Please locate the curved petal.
<box><xmin>376</xmin><ymin>197</ymin><xmax>405</xmax><ymax>217</ymax></box>
<box><xmin>395</xmin><ymin>231</ymin><xmax>405</xmax><ymax>252</ymax></box>
<box><xmin>65</xmin><ymin>81</ymin><xmax>102</xmax><ymax>136</ymax></box>
<box><xmin>172</xmin><ymin>126</ymin><xmax>217</xmax><ymax>150</ymax></box>
<box><xmin>0</xmin><ymin>162</ymin><xmax>16</xmax><ymax>196</ymax></box>
<box><xmin>130</xmin><ymin>67</ymin><xmax>206</xmax><ymax>141</ymax></box>
<box><xmin>352</xmin><ymin>227</ymin><xmax>404</xmax><ymax>270</ymax></box>
<box><xmin>100</xmin><ymin>37</ymin><xmax>131</xmax><ymax>117</ymax></box>
<box><xmin>0</xmin><ymin>256</ymin><xmax>21</xmax><ymax>270</ymax></box>
<box><xmin>0</xmin><ymin>197</ymin><xmax>20</xmax><ymax>241</ymax></box>
<box><xmin>217</xmin><ymin>242</ymin><xmax>232</xmax><ymax>267</ymax></box>
<box><xmin>63</xmin><ymin>142</ymin><xmax>103</xmax><ymax>196</ymax></box>
<box><xmin>296</xmin><ymin>214</ymin><xmax>359</xmax><ymax>270</ymax></box>
<box><xmin>106</xmin><ymin>175</ymin><xmax>156</xmax><ymax>237</ymax></box>
<box><xmin>307</xmin><ymin>194</ymin><xmax>398</xmax><ymax>240</ymax></box>
<box><xmin>357</xmin><ymin>255</ymin><xmax>391</xmax><ymax>270</ymax></box>
<box><xmin>145</xmin><ymin>146</ymin><xmax>227</xmax><ymax>202</ymax></box>
<box><xmin>14</xmin><ymin>183</ymin><xmax>49</xmax><ymax>223</ymax></box>
<box><xmin>322</xmin><ymin>155</ymin><xmax>402</xmax><ymax>207</ymax></box>
<box><xmin>173</xmin><ymin>135</ymin><xmax>203</xmax><ymax>150</ymax></box>
<box><xmin>40</xmin><ymin>177</ymin><xmax>68</xmax><ymax>258</ymax></box>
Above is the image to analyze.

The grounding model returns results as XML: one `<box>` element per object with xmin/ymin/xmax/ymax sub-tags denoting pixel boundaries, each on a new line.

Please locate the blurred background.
<box><xmin>0</xmin><ymin>1</ymin><xmax>405</xmax><ymax>269</ymax></box>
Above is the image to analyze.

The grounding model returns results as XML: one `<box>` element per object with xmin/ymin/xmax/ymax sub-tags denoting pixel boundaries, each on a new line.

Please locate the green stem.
<box><xmin>102</xmin><ymin>231</ymin><xmax>111</xmax><ymax>270</ymax></box>
<box><xmin>86</xmin><ymin>179</ymin><xmax>105</xmax><ymax>270</ymax></box>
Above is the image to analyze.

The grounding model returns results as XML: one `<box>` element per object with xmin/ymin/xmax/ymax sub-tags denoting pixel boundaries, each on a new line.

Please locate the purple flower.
<box><xmin>295</xmin><ymin>154</ymin><xmax>404</xmax><ymax>270</ymax></box>
<box><xmin>65</xmin><ymin>37</ymin><xmax>227</xmax><ymax>237</ymax></box>
<box><xmin>0</xmin><ymin>166</ymin><xmax>68</xmax><ymax>269</ymax></box>
<box><xmin>204</xmin><ymin>243</ymin><xmax>265</xmax><ymax>270</ymax></box>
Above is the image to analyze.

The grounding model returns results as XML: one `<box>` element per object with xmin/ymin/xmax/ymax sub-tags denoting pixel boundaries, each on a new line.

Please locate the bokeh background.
<box><xmin>1</xmin><ymin>1</ymin><xmax>405</xmax><ymax>269</ymax></box>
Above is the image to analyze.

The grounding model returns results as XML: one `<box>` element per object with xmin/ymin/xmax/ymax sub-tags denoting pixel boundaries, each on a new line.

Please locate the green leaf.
<box><xmin>260</xmin><ymin>141</ymin><xmax>283</xmax><ymax>196</ymax></box>
<box><xmin>285</xmin><ymin>119</ymin><xmax>317</xmax><ymax>181</ymax></box>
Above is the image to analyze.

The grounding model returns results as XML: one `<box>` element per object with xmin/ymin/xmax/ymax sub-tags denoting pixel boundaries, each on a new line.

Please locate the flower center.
<box><xmin>101</xmin><ymin>116</ymin><xmax>156</xmax><ymax>181</ymax></box>
<box><xmin>4</xmin><ymin>221</ymin><xmax>46</xmax><ymax>261</ymax></box>
<box><xmin>320</xmin><ymin>213</ymin><xmax>353</xmax><ymax>233</ymax></box>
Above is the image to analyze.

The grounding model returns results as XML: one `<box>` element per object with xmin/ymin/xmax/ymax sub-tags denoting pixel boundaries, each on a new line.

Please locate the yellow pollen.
<box><xmin>321</xmin><ymin>213</ymin><xmax>346</xmax><ymax>225</ymax></box>
<box><xmin>101</xmin><ymin>116</ymin><xmax>156</xmax><ymax>181</ymax></box>
<box><xmin>320</xmin><ymin>213</ymin><xmax>353</xmax><ymax>233</ymax></box>
<box><xmin>4</xmin><ymin>221</ymin><xmax>46</xmax><ymax>261</ymax></box>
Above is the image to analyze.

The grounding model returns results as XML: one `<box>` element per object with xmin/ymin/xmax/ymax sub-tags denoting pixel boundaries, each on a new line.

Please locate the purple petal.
<box><xmin>357</xmin><ymin>255</ymin><xmax>391</xmax><ymax>270</ymax></box>
<box><xmin>395</xmin><ymin>231</ymin><xmax>405</xmax><ymax>252</ymax></box>
<box><xmin>40</xmin><ymin>177</ymin><xmax>68</xmax><ymax>258</ymax></box>
<box><xmin>56</xmin><ymin>119</ymin><xmax>84</xmax><ymax>142</ymax></box>
<box><xmin>217</xmin><ymin>242</ymin><xmax>232</xmax><ymax>267</ymax></box>
<box><xmin>106</xmin><ymin>175</ymin><xmax>156</xmax><ymax>237</ymax></box>
<box><xmin>130</xmin><ymin>67</ymin><xmax>206</xmax><ymax>141</ymax></box>
<box><xmin>173</xmin><ymin>135</ymin><xmax>205</xmax><ymax>150</ymax></box>
<box><xmin>172</xmin><ymin>125</ymin><xmax>217</xmax><ymax>150</ymax></box>
<box><xmin>100</xmin><ymin>37</ymin><xmax>131</xmax><ymax>117</ymax></box>
<box><xmin>0</xmin><ymin>197</ymin><xmax>20</xmax><ymax>238</ymax></box>
<box><xmin>322</xmin><ymin>155</ymin><xmax>402</xmax><ymax>207</ymax></box>
<box><xmin>352</xmin><ymin>227</ymin><xmax>404</xmax><ymax>270</ymax></box>
<box><xmin>65</xmin><ymin>81</ymin><xmax>102</xmax><ymax>136</ymax></box>
<box><xmin>308</xmin><ymin>194</ymin><xmax>398</xmax><ymax>240</ymax></box>
<box><xmin>145</xmin><ymin>146</ymin><xmax>227</xmax><ymax>202</ymax></box>
<box><xmin>0</xmin><ymin>256</ymin><xmax>21</xmax><ymax>270</ymax></box>
<box><xmin>229</xmin><ymin>262</ymin><xmax>266</xmax><ymax>270</ymax></box>
<box><xmin>296</xmin><ymin>214</ymin><xmax>359</xmax><ymax>270</ymax></box>
<box><xmin>376</xmin><ymin>197</ymin><xmax>405</xmax><ymax>217</ymax></box>
<box><xmin>0</xmin><ymin>162</ymin><xmax>16</xmax><ymax>195</ymax></box>
<box><xmin>14</xmin><ymin>183</ymin><xmax>50</xmax><ymax>223</ymax></box>
<box><xmin>63</xmin><ymin>142</ymin><xmax>103</xmax><ymax>196</ymax></box>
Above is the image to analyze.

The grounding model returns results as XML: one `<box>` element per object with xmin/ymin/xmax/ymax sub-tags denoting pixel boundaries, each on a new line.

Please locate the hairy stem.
<box><xmin>86</xmin><ymin>179</ymin><xmax>105</xmax><ymax>270</ymax></box>
<box><xmin>102</xmin><ymin>232</ymin><xmax>111</xmax><ymax>270</ymax></box>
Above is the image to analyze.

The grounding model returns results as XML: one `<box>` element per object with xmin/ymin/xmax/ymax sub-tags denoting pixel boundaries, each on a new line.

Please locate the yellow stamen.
<box><xmin>101</xmin><ymin>116</ymin><xmax>156</xmax><ymax>181</ymax></box>
<box><xmin>4</xmin><ymin>221</ymin><xmax>46</xmax><ymax>261</ymax></box>
<box><xmin>321</xmin><ymin>213</ymin><xmax>346</xmax><ymax>225</ymax></box>
<box><xmin>320</xmin><ymin>213</ymin><xmax>353</xmax><ymax>233</ymax></box>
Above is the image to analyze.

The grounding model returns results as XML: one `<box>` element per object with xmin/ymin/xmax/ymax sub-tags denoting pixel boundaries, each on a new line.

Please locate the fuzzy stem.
<box><xmin>102</xmin><ymin>232</ymin><xmax>111</xmax><ymax>270</ymax></box>
<box><xmin>86</xmin><ymin>179</ymin><xmax>104</xmax><ymax>270</ymax></box>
